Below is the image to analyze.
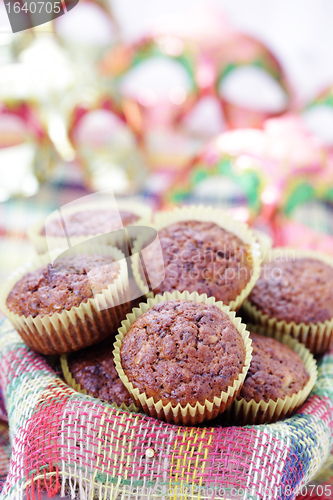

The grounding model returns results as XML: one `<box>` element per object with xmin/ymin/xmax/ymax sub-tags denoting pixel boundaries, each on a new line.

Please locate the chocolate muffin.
<box><xmin>120</xmin><ymin>300</ymin><xmax>246</xmax><ymax>407</ymax></box>
<box><xmin>238</xmin><ymin>333</ymin><xmax>309</xmax><ymax>403</ymax></box>
<box><xmin>143</xmin><ymin>220</ymin><xmax>253</xmax><ymax>305</ymax></box>
<box><xmin>248</xmin><ymin>257</ymin><xmax>333</xmax><ymax>324</ymax></box>
<box><xmin>6</xmin><ymin>254</ymin><xmax>119</xmax><ymax>318</ymax></box>
<box><xmin>67</xmin><ymin>337</ymin><xmax>135</xmax><ymax>407</ymax></box>
<box><xmin>42</xmin><ymin>209</ymin><xmax>139</xmax><ymax>237</ymax></box>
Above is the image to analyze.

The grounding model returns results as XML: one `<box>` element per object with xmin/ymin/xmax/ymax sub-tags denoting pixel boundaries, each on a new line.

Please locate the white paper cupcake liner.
<box><xmin>0</xmin><ymin>243</ymin><xmax>131</xmax><ymax>355</ymax></box>
<box><xmin>243</xmin><ymin>247</ymin><xmax>333</xmax><ymax>355</ymax></box>
<box><xmin>60</xmin><ymin>353</ymin><xmax>139</xmax><ymax>413</ymax></box>
<box><xmin>28</xmin><ymin>200</ymin><xmax>152</xmax><ymax>257</ymax></box>
<box><xmin>251</xmin><ymin>228</ymin><xmax>272</xmax><ymax>263</ymax></box>
<box><xmin>131</xmin><ymin>205</ymin><xmax>261</xmax><ymax>312</ymax></box>
<box><xmin>113</xmin><ymin>290</ymin><xmax>252</xmax><ymax>426</ymax></box>
<box><xmin>225</xmin><ymin>327</ymin><xmax>317</xmax><ymax>425</ymax></box>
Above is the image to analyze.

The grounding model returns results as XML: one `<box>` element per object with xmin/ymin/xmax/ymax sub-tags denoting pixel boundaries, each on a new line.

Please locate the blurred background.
<box><xmin>1</xmin><ymin>0</ymin><xmax>333</xmax><ymax>284</ymax></box>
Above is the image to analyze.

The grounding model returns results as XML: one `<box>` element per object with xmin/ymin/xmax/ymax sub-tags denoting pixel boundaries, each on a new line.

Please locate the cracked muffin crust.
<box><xmin>68</xmin><ymin>337</ymin><xmax>135</xmax><ymax>407</ymax></box>
<box><xmin>248</xmin><ymin>257</ymin><xmax>333</xmax><ymax>324</ymax></box>
<box><xmin>143</xmin><ymin>220</ymin><xmax>253</xmax><ymax>305</ymax></box>
<box><xmin>42</xmin><ymin>209</ymin><xmax>139</xmax><ymax>237</ymax></box>
<box><xmin>6</xmin><ymin>254</ymin><xmax>120</xmax><ymax>318</ymax></box>
<box><xmin>120</xmin><ymin>300</ymin><xmax>246</xmax><ymax>407</ymax></box>
<box><xmin>238</xmin><ymin>332</ymin><xmax>309</xmax><ymax>403</ymax></box>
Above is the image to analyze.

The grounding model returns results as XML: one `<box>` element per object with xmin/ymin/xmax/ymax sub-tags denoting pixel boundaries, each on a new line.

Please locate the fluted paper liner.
<box><xmin>113</xmin><ymin>290</ymin><xmax>252</xmax><ymax>426</ymax></box>
<box><xmin>226</xmin><ymin>327</ymin><xmax>317</xmax><ymax>425</ymax></box>
<box><xmin>243</xmin><ymin>247</ymin><xmax>333</xmax><ymax>355</ymax></box>
<box><xmin>252</xmin><ymin>228</ymin><xmax>272</xmax><ymax>263</ymax></box>
<box><xmin>0</xmin><ymin>243</ymin><xmax>131</xmax><ymax>355</ymax></box>
<box><xmin>131</xmin><ymin>205</ymin><xmax>261</xmax><ymax>312</ymax></box>
<box><xmin>28</xmin><ymin>200</ymin><xmax>152</xmax><ymax>256</ymax></box>
<box><xmin>60</xmin><ymin>353</ymin><xmax>139</xmax><ymax>413</ymax></box>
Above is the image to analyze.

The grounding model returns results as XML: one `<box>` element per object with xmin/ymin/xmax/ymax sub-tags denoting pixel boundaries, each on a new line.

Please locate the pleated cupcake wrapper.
<box><xmin>0</xmin><ymin>243</ymin><xmax>130</xmax><ymax>355</ymax></box>
<box><xmin>225</xmin><ymin>327</ymin><xmax>317</xmax><ymax>425</ymax></box>
<box><xmin>28</xmin><ymin>200</ymin><xmax>152</xmax><ymax>256</ymax></box>
<box><xmin>251</xmin><ymin>228</ymin><xmax>272</xmax><ymax>263</ymax></box>
<box><xmin>243</xmin><ymin>247</ymin><xmax>333</xmax><ymax>355</ymax></box>
<box><xmin>60</xmin><ymin>354</ymin><xmax>140</xmax><ymax>413</ymax></box>
<box><xmin>131</xmin><ymin>205</ymin><xmax>262</xmax><ymax>312</ymax></box>
<box><xmin>113</xmin><ymin>290</ymin><xmax>252</xmax><ymax>426</ymax></box>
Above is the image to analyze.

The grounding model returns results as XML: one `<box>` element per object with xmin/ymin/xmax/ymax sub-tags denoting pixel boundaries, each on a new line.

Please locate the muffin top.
<box><xmin>238</xmin><ymin>332</ymin><xmax>309</xmax><ymax>403</ymax></box>
<box><xmin>143</xmin><ymin>220</ymin><xmax>253</xmax><ymax>305</ymax></box>
<box><xmin>41</xmin><ymin>209</ymin><xmax>139</xmax><ymax>237</ymax></box>
<box><xmin>68</xmin><ymin>337</ymin><xmax>134</xmax><ymax>407</ymax></box>
<box><xmin>120</xmin><ymin>300</ymin><xmax>246</xmax><ymax>407</ymax></box>
<box><xmin>7</xmin><ymin>254</ymin><xmax>119</xmax><ymax>318</ymax></box>
<box><xmin>248</xmin><ymin>257</ymin><xmax>333</xmax><ymax>324</ymax></box>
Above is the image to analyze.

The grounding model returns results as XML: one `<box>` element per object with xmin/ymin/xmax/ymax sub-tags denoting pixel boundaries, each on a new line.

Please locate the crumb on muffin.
<box><xmin>6</xmin><ymin>254</ymin><xmax>119</xmax><ymax>318</ymax></box>
<box><xmin>238</xmin><ymin>332</ymin><xmax>309</xmax><ymax>403</ymax></box>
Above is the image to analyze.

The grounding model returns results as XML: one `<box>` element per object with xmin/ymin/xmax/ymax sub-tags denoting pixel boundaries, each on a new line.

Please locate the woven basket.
<box><xmin>0</xmin><ymin>318</ymin><xmax>333</xmax><ymax>500</ymax></box>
